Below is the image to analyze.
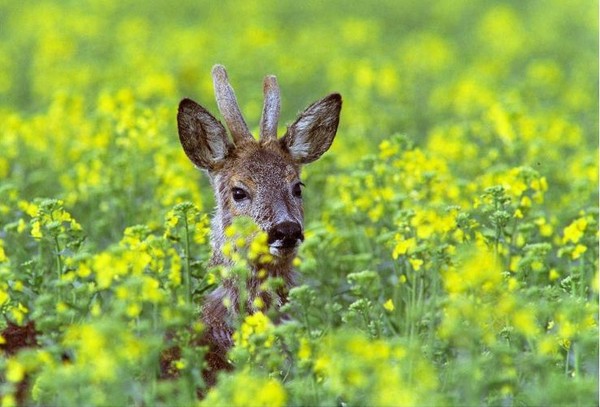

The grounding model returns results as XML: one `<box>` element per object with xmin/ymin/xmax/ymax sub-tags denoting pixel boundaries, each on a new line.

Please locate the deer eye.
<box><xmin>232</xmin><ymin>187</ymin><xmax>249</xmax><ymax>202</ymax></box>
<box><xmin>292</xmin><ymin>182</ymin><xmax>304</xmax><ymax>198</ymax></box>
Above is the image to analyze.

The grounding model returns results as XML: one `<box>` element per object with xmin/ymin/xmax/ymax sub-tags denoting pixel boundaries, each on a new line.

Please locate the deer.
<box><xmin>175</xmin><ymin>65</ymin><xmax>342</xmax><ymax>386</ymax></box>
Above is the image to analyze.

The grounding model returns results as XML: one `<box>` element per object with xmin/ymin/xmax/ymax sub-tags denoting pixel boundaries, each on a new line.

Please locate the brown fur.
<box><xmin>0</xmin><ymin>322</ymin><xmax>38</xmax><ymax>404</ymax></box>
<box><xmin>176</xmin><ymin>65</ymin><xmax>342</xmax><ymax>387</ymax></box>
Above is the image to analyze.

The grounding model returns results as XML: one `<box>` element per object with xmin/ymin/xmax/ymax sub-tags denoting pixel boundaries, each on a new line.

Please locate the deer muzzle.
<box><xmin>267</xmin><ymin>221</ymin><xmax>304</xmax><ymax>254</ymax></box>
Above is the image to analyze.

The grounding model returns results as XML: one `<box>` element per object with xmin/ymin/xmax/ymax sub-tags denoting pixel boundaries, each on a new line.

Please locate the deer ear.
<box><xmin>280</xmin><ymin>93</ymin><xmax>342</xmax><ymax>164</ymax></box>
<box><xmin>177</xmin><ymin>98</ymin><xmax>232</xmax><ymax>170</ymax></box>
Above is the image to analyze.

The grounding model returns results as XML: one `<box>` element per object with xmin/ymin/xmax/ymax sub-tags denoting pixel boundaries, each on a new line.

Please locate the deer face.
<box><xmin>215</xmin><ymin>142</ymin><xmax>303</xmax><ymax>257</ymax></box>
<box><xmin>177</xmin><ymin>65</ymin><xmax>341</xmax><ymax>262</ymax></box>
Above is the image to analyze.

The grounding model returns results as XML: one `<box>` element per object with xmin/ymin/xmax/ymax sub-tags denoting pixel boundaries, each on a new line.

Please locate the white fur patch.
<box><xmin>288</xmin><ymin>139</ymin><xmax>311</xmax><ymax>159</ymax></box>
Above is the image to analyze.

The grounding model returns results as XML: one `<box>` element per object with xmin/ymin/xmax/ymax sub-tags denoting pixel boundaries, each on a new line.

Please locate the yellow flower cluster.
<box><xmin>201</xmin><ymin>369</ymin><xmax>287</xmax><ymax>407</ymax></box>
<box><xmin>310</xmin><ymin>332</ymin><xmax>439</xmax><ymax>406</ymax></box>
<box><xmin>439</xmin><ymin>247</ymin><xmax>596</xmax><ymax>358</ymax></box>
<box><xmin>222</xmin><ymin>218</ymin><xmax>273</xmax><ymax>267</ymax></box>
<box><xmin>232</xmin><ymin>311</ymin><xmax>275</xmax><ymax>354</ymax></box>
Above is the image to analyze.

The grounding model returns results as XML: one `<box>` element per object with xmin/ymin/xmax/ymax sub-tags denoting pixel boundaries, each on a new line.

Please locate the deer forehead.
<box><xmin>222</xmin><ymin>144</ymin><xmax>300</xmax><ymax>189</ymax></box>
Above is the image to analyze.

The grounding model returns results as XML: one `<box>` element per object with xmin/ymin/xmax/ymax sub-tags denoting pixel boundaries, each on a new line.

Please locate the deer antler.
<box><xmin>260</xmin><ymin>75</ymin><xmax>280</xmax><ymax>141</ymax></box>
<box><xmin>212</xmin><ymin>65</ymin><xmax>253</xmax><ymax>144</ymax></box>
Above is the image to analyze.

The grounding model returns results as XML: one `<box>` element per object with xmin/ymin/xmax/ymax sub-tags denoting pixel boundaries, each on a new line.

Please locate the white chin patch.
<box><xmin>269</xmin><ymin>245</ymin><xmax>297</xmax><ymax>258</ymax></box>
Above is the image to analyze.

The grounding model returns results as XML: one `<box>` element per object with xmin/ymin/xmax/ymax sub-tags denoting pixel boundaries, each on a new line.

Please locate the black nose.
<box><xmin>267</xmin><ymin>221</ymin><xmax>304</xmax><ymax>248</ymax></box>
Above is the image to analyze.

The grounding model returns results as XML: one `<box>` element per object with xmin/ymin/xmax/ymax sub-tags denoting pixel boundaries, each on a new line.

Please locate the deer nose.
<box><xmin>267</xmin><ymin>221</ymin><xmax>304</xmax><ymax>248</ymax></box>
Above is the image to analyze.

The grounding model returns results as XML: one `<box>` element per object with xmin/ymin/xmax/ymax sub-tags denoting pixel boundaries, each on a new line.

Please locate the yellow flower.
<box><xmin>16</xmin><ymin>219</ymin><xmax>27</xmax><ymax>234</ymax></box>
<box><xmin>519</xmin><ymin>195</ymin><xmax>532</xmax><ymax>208</ymax></box>
<box><xmin>535</xmin><ymin>217</ymin><xmax>554</xmax><ymax>237</ymax></box>
<box><xmin>368</xmin><ymin>204</ymin><xmax>384</xmax><ymax>222</ymax></box>
<box><xmin>235</xmin><ymin>237</ymin><xmax>246</xmax><ymax>248</ymax></box>
<box><xmin>126</xmin><ymin>303</ymin><xmax>142</xmax><ymax>318</ymax></box>
<box><xmin>538</xmin><ymin>335</ymin><xmax>558</xmax><ymax>356</ymax></box>
<box><xmin>233</xmin><ymin>311</ymin><xmax>275</xmax><ymax>352</ymax></box>
<box><xmin>56</xmin><ymin>302</ymin><xmax>68</xmax><ymax>313</ymax></box>
<box><xmin>31</xmin><ymin>220</ymin><xmax>43</xmax><ymax>239</ymax></box>
<box><xmin>313</xmin><ymin>354</ymin><xmax>331</xmax><ymax>378</ymax></box>
<box><xmin>509</xmin><ymin>256</ymin><xmax>521</xmax><ymax>272</ymax></box>
<box><xmin>257</xmin><ymin>379</ymin><xmax>287</xmax><ymax>407</ymax></box>
<box><xmin>19</xmin><ymin>201</ymin><xmax>39</xmax><ymax>217</ymax></box>
<box><xmin>531</xmin><ymin>176</ymin><xmax>548</xmax><ymax>192</ymax></box>
<box><xmin>392</xmin><ymin>236</ymin><xmax>416</xmax><ymax>259</ymax></box>
<box><xmin>224</xmin><ymin>224</ymin><xmax>236</xmax><ymax>238</ymax></box>
<box><xmin>141</xmin><ymin>276</ymin><xmax>164</xmax><ymax>303</ymax></box>
<box><xmin>310</xmin><ymin>331</ymin><xmax>437</xmax><ymax>406</ymax></box>
<box><xmin>0</xmin><ymin>244</ymin><xmax>7</xmax><ymax>263</ymax></box>
<box><xmin>52</xmin><ymin>208</ymin><xmax>72</xmax><ymax>222</ymax></box>
<box><xmin>5</xmin><ymin>359</ymin><xmax>25</xmax><ymax>383</ymax></box>
<box><xmin>70</xmin><ymin>219</ymin><xmax>82</xmax><ymax>231</ymax></box>
<box><xmin>10</xmin><ymin>303</ymin><xmax>28</xmax><ymax>325</ymax></box>
<box><xmin>165</xmin><ymin>210</ymin><xmax>178</xmax><ymax>227</ymax></box>
<box><xmin>409</xmin><ymin>258</ymin><xmax>424</xmax><ymax>271</ymax></box>
<box><xmin>248</xmin><ymin>231</ymin><xmax>271</xmax><ymax>263</ymax></box>
<box><xmin>571</xmin><ymin>244</ymin><xmax>587</xmax><ymax>260</ymax></box>
<box><xmin>562</xmin><ymin>217</ymin><xmax>588</xmax><ymax>244</ymax></box>
<box><xmin>252</xmin><ymin>296</ymin><xmax>265</xmax><ymax>310</ymax></box>
<box><xmin>90</xmin><ymin>303</ymin><xmax>101</xmax><ymax>317</ymax></box>
<box><xmin>512</xmin><ymin>308</ymin><xmax>540</xmax><ymax>337</ymax></box>
<box><xmin>383</xmin><ymin>299</ymin><xmax>395</xmax><ymax>312</ymax></box>
<box><xmin>115</xmin><ymin>286</ymin><xmax>129</xmax><ymax>299</ymax></box>
<box><xmin>77</xmin><ymin>263</ymin><xmax>92</xmax><ymax>278</ymax></box>
<box><xmin>202</xmin><ymin>370</ymin><xmax>287</xmax><ymax>407</ymax></box>
<box><xmin>1</xmin><ymin>394</ymin><xmax>16</xmax><ymax>407</ymax></box>
<box><xmin>298</xmin><ymin>338</ymin><xmax>311</xmax><ymax>361</ymax></box>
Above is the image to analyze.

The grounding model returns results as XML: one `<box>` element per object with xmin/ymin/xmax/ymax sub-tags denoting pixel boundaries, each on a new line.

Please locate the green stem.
<box><xmin>507</xmin><ymin>217</ymin><xmax>519</xmax><ymax>272</ymax></box>
<box><xmin>183</xmin><ymin>214</ymin><xmax>192</xmax><ymax>305</ymax></box>
<box><xmin>54</xmin><ymin>235</ymin><xmax>63</xmax><ymax>301</ymax></box>
<box><xmin>303</xmin><ymin>310</ymin><xmax>311</xmax><ymax>332</ymax></box>
<box><xmin>361</xmin><ymin>307</ymin><xmax>371</xmax><ymax>333</ymax></box>
<box><xmin>414</xmin><ymin>272</ymin><xmax>425</xmax><ymax>344</ymax></box>
<box><xmin>404</xmin><ymin>297</ymin><xmax>411</xmax><ymax>337</ymax></box>
<box><xmin>569</xmin><ymin>264</ymin><xmax>576</xmax><ymax>297</ymax></box>
<box><xmin>573</xmin><ymin>343</ymin><xmax>580</xmax><ymax>377</ymax></box>
<box><xmin>312</xmin><ymin>372</ymin><xmax>321</xmax><ymax>406</ymax></box>
<box><xmin>494</xmin><ymin>219</ymin><xmax>503</xmax><ymax>263</ymax></box>
<box><xmin>428</xmin><ymin>266</ymin><xmax>440</xmax><ymax>342</ymax></box>
<box><xmin>152</xmin><ymin>303</ymin><xmax>158</xmax><ymax>331</ymax></box>
<box><xmin>417</xmin><ymin>273</ymin><xmax>424</xmax><ymax>312</ymax></box>
<box><xmin>409</xmin><ymin>268</ymin><xmax>418</xmax><ymax>342</ymax></box>
<box><xmin>578</xmin><ymin>257</ymin><xmax>586</xmax><ymax>299</ymax></box>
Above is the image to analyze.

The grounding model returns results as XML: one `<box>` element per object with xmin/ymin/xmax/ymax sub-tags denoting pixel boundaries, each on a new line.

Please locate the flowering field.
<box><xmin>0</xmin><ymin>0</ymin><xmax>598</xmax><ymax>405</ymax></box>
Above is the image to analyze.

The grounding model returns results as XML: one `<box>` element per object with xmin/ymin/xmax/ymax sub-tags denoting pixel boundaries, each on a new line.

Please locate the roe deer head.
<box><xmin>176</xmin><ymin>64</ymin><xmax>341</xmax><ymax>385</ymax></box>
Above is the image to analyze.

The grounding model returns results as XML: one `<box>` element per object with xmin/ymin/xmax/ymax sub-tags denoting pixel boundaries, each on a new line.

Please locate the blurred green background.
<box><xmin>0</xmin><ymin>1</ymin><xmax>598</xmax><ymax>405</ymax></box>
<box><xmin>1</xmin><ymin>0</ymin><xmax>597</xmax><ymax>231</ymax></box>
<box><xmin>1</xmin><ymin>0</ymin><xmax>597</xmax><ymax>146</ymax></box>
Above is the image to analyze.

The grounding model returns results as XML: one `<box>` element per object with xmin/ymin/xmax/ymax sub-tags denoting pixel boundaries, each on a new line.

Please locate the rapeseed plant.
<box><xmin>0</xmin><ymin>0</ymin><xmax>597</xmax><ymax>405</ymax></box>
<box><xmin>201</xmin><ymin>369</ymin><xmax>287</xmax><ymax>407</ymax></box>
